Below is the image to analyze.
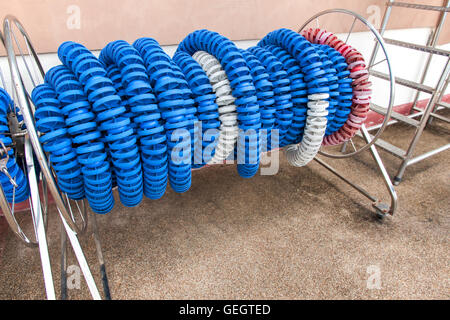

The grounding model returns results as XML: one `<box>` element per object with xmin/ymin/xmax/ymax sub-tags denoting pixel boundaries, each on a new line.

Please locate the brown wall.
<box><xmin>1</xmin><ymin>0</ymin><xmax>448</xmax><ymax>55</ymax></box>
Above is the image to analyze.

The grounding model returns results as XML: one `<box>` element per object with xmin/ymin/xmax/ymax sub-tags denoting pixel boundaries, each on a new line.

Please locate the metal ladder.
<box><xmin>367</xmin><ymin>0</ymin><xmax>450</xmax><ymax>185</ymax></box>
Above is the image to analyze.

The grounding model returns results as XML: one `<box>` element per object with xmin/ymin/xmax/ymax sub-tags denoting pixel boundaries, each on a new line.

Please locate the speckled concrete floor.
<box><xmin>0</xmin><ymin>118</ymin><xmax>449</xmax><ymax>300</ymax></box>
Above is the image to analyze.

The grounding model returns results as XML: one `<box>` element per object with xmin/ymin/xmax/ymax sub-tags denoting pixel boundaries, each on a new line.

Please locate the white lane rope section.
<box><xmin>193</xmin><ymin>51</ymin><xmax>239</xmax><ymax>164</ymax></box>
<box><xmin>285</xmin><ymin>93</ymin><xmax>329</xmax><ymax>167</ymax></box>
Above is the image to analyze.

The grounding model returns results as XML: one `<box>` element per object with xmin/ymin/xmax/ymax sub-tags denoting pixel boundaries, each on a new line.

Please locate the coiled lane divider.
<box><xmin>134</xmin><ymin>38</ymin><xmax>194</xmax><ymax>193</ymax></box>
<box><xmin>314</xmin><ymin>45</ymin><xmax>338</xmax><ymax>135</ymax></box>
<box><xmin>258</xmin><ymin>28</ymin><xmax>331</xmax><ymax>165</ymax></box>
<box><xmin>100</xmin><ymin>40</ymin><xmax>168</xmax><ymax>200</ymax></box>
<box><xmin>178</xmin><ymin>30</ymin><xmax>262</xmax><ymax>179</ymax></box>
<box><xmin>43</xmin><ymin>64</ymin><xmax>115</xmax><ymax>213</ymax></box>
<box><xmin>248</xmin><ymin>46</ymin><xmax>293</xmax><ymax>149</ymax></box>
<box><xmin>239</xmin><ymin>49</ymin><xmax>276</xmax><ymax>153</ymax></box>
<box><xmin>263</xmin><ymin>45</ymin><xmax>307</xmax><ymax>147</ymax></box>
<box><xmin>302</xmin><ymin>28</ymin><xmax>371</xmax><ymax>146</ymax></box>
<box><xmin>30</xmin><ymin>28</ymin><xmax>370</xmax><ymax>214</ymax></box>
<box><xmin>32</xmin><ymin>83</ymin><xmax>87</xmax><ymax>201</ymax></box>
<box><xmin>320</xmin><ymin>45</ymin><xmax>352</xmax><ymax>135</ymax></box>
<box><xmin>0</xmin><ymin>88</ymin><xmax>30</xmax><ymax>203</ymax></box>
<box><xmin>171</xmin><ymin>60</ymin><xmax>200</xmax><ymax>170</ymax></box>
<box><xmin>60</xmin><ymin>41</ymin><xmax>143</xmax><ymax>208</ymax></box>
<box><xmin>172</xmin><ymin>50</ymin><xmax>220</xmax><ymax>168</ymax></box>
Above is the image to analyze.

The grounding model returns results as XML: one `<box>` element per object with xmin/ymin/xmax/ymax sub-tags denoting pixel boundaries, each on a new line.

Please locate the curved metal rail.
<box><xmin>2</xmin><ymin>15</ymin><xmax>87</xmax><ymax>234</ymax></box>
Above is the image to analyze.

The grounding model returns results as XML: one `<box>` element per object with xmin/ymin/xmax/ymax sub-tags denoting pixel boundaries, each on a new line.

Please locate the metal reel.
<box><xmin>0</xmin><ymin>30</ymin><xmax>55</xmax><ymax>298</ymax></box>
<box><xmin>299</xmin><ymin>8</ymin><xmax>396</xmax><ymax>159</ymax></box>
<box><xmin>2</xmin><ymin>15</ymin><xmax>87</xmax><ymax>234</ymax></box>
<box><xmin>0</xmin><ymin>19</ymin><xmax>49</xmax><ymax>245</ymax></box>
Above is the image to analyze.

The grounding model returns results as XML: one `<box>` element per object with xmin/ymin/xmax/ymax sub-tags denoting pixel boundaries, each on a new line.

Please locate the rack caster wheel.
<box><xmin>393</xmin><ymin>176</ymin><xmax>402</xmax><ymax>186</ymax></box>
<box><xmin>373</xmin><ymin>202</ymin><xmax>390</xmax><ymax>221</ymax></box>
<box><xmin>376</xmin><ymin>212</ymin><xmax>386</xmax><ymax>221</ymax></box>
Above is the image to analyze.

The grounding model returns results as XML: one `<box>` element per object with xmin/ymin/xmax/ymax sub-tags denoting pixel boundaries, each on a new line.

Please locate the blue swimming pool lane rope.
<box><xmin>31</xmin><ymin>28</ymin><xmax>353</xmax><ymax>214</ymax></box>
<box><xmin>40</xmin><ymin>65</ymin><xmax>114</xmax><ymax>212</ymax></box>
<box><xmin>0</xmin><ymin>88</ymin><xmax>30</xmax><ymax>204</ymax></box>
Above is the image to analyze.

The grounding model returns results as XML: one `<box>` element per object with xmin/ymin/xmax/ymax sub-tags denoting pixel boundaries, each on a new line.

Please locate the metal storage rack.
<box><xmin>1</xmin><ymin>9</ymin><xmax>398</xmax><ymax>299</ymax></box>
<box><xmin>366</xmin><ymin>0</ymin><xmax>450</xmax><ymax>185</ymax></box>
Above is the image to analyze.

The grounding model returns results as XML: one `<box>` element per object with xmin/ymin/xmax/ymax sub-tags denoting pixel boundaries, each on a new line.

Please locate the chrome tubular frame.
<box><xmin>3</xmin><ymin>15</ymin><xmax>84</xmax><ymax>234</ymax></box>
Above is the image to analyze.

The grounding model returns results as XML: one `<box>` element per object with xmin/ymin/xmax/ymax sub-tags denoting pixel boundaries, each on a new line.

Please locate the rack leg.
<box><xmin>314</xmin><ymin>124</ymin><xmax>398</xmax><ymax>218</ymax></box>
<box><xmin>59</xmin><ymin>210</ymin><xmax>101</xmax><ymax>300</ymax></box>
<box><xmin>60</xmin><ymin>222</ymin><xmax>68</xmax><ymax>300</ymax></box>
<box><xmin>361</xmin><ymin>125</ymin><xmax>398</xmax><ymax>216</ymax></box>
<box><xmin>29</xmin><ymin>187</ymin><xmax>55</xmax><ymax>300</ymax></box>
<box><xmin>25</xmin><ymin>139</ymin><xmax>56</xmax><ymax>299</ymax></box>
<box><xmin>60</xmin><ymin>204</ymin><xmax>110</xmax><ymax>300</ymax></box>
<box><xmin>394</xmin><ymin>59</ymin><xmax>450</xmax><ymax>185</ymax></box>
<box><xmin>91</xmin><ymin>212</ymin><xmax>111</xmax><ymax>300</ymax></box>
